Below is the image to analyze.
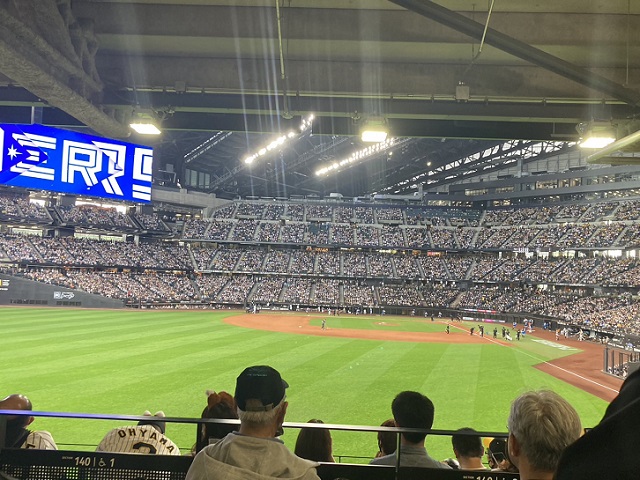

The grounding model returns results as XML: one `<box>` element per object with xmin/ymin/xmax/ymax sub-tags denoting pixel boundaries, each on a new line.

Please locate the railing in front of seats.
<box><xmin>0</xmin><ymin>410</ymin><xmax>517</xmax><ymax>480</ymax></box>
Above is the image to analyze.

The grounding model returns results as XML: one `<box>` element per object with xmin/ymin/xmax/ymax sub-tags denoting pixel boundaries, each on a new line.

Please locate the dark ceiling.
<box><xmin>0</xmin><ymin>1</ymin><xmax>639</xmax><ymax>198</ymax></box>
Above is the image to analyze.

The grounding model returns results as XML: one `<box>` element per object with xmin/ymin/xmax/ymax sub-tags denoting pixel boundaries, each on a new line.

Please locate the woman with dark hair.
<box><xmin>294</xmin><ymin>419</ymin><xmax>334</xmax><ymax>463</ymax></box>
<box><xmin>194</xmin><ymin>391</ymin><xmax>239</xmax><ymax>454</ymax></box>
<box><xmin>376</xmin><ymin>418</ymin><xmax>397</xmax><ymax>458</ymax></box>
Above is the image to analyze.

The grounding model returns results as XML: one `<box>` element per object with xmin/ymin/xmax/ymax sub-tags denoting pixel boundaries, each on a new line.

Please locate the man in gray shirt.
<box><xmin>370</xmin><ymin>391</ymin><xmax>450</xmax><ymax>469</ymax></box>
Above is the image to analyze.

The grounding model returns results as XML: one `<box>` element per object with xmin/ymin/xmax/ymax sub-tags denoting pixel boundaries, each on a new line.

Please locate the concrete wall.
<box><xmin>0</xmin><ymin>274</ymin><xmax>124</xmax><ymax>309</ymax></box>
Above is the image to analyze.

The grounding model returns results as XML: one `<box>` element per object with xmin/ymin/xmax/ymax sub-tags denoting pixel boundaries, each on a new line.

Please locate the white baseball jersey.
<box><xmin>96</xmin><ymin>426</ymin><xmax>181</xmax><ymax>455</ymax></box>
<box><xmin>22</xmin><ymin>431</ymin><xmax>58</xmax><ymax>450</ymax></box>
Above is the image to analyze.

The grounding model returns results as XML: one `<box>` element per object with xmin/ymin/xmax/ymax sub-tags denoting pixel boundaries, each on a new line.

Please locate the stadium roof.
<box><xmin>1</xmin><ymin>1</ymin><xmax>640</xmax><ymax>198</ymax></box>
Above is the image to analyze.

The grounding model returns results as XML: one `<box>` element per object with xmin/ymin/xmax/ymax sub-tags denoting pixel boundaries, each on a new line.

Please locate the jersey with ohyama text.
<box><xmin>96</xmin><ymin>426</ymin><xmax>181</xmax><ymax>455</ymax></box>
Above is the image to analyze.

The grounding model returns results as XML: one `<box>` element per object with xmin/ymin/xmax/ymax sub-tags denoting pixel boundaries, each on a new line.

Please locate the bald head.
<box><xmin>0</xmin><ymin>394</ymin><xmax>34</xmax><ymax>427</ymax></box>
<box><xmin>0</xmin><ymin>394</ymin><xmax>33</xmax><ymax>411</ymax></box>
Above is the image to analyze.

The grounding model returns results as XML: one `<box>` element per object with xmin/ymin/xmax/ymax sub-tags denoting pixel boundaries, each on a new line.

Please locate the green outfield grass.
<box><xmin>1</xmin><ymin>307</ymin><xmax>608</xmax><ymax>462</ymax></box>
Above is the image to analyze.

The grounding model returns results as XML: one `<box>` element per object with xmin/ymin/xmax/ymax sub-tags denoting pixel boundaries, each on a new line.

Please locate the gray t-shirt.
<box><xmin>370</xmin><ymin>444</ymin><xmax>451</xmax><ymax>469</ymax></box>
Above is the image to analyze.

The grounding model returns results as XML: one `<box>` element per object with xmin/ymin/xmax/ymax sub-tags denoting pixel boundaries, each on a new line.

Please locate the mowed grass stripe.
<box><xmin>1</xmin><ymin>316</ymin><xmax>255</xmax><ymax>380</ymax></box>
<box><xmin>6</xmin><ymin>329</ymin><xmax>299</xmax><ymax>403</ymax></box>
<box><xmin>1</xmin><ymin>308</ymin><xmax>229</xmax><ymax>348</ymax></box>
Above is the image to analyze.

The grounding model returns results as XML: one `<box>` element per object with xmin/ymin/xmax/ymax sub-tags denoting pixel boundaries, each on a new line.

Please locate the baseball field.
<box><xmin>1</xmin><ymin>307</ymin><xmax>620</xmax><ymax>462</ymax></box>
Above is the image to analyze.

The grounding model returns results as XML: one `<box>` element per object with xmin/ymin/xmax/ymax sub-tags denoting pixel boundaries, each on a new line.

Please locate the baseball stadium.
<box><xmin>2</xmin><ymin>2</ymin><xmax>640</xmax><ymax>480</ymax></box>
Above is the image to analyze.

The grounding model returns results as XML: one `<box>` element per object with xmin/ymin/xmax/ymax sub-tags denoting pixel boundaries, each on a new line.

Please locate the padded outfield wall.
<box><xmin>0</xmin><ymin>274</ymin><xmax>124</xmax><ymax>309</ymax></box>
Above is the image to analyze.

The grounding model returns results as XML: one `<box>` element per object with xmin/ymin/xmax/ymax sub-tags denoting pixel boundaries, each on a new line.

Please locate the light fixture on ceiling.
<box><xmin>577</xmin><ymin>121</ymin><xmax>616</xmax><ymax>149</ymax></box>
<box><xmin>243</xmin><ymin>113</ymin><xmax>314</xmax><ymax>164</ymax></box>
<box><xmin>129</xmin><ymin>109</ymin><xmax>162</xmax><ymax>135</ymax></box>
<box><xmin>360</xmin><ymin>116</ymin><xmax>389</xmax><ymax>143</ymax></box>
<box><xmin>315</xmin><ymin>137</ymin><xmax>397</xmax><ymax>176</ymax></box>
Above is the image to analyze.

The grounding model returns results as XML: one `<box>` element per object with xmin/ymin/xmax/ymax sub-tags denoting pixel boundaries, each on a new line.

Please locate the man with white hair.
<box><xmin>187</xmin><ymin>365</ymin><xmax>320</xmax><ymax>480</ymax></box>
<box><xmin>506</xmin><ymin>390</ymin><xmax>582</xmax><ymax>480</ymax></box>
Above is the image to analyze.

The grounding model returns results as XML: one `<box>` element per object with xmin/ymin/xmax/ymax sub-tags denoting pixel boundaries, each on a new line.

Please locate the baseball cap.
<box><xmin>138</xmin><ymin>410</ymin><xmax>166</xmax><ymax>434</ymax></box>
<box><xmin>489</xmin><ymin>438</ymin><xmax>507</xmax><ymax>456</ymax></box>
<box><xmin>235</xmin><ymin>365</ymin><xmax>288</xmax><ymax>412</ymax></box>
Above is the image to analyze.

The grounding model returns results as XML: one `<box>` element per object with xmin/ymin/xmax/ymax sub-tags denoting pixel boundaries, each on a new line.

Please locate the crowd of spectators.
<box><xmin>191</xmin><ymin>248</ymin><xmax>216</xmax><ymax>271</ymax></box>
<box><xmin>173</xmin><ymin>199</ymin><xmax>640</xmax><ymax>251</ymax></box>
<box><xmin>330</xmin><ymin>224</ymin><xmax>354</xmax><ymax>245</ymax></box>
<box><xmin>375</xmin><ymin>207</ymin><xmax>403</xmax><ymax>222</ymax></box>
<box><xmin>285</xmin><ymin>204</ymin><xmax>305</xmax><ymax>221</ymax></box>
<box><xmin>367</xmin><ymin>253</ymin><xmax>394</xmax><ymax>278</ymax></box>
<box><xmin>354</xmin><ymin>225</ymin><xmax>379</xmax><ymax>247</ymax></box>
<box><xmin>342</xmin><ymin>283</ymin><xmax>376</xmax><ymax>306</ymax></box>
<box><xmin>255</xmin><ymin>222</ymin><xmax>281</xmax><ymax>243</ymax></box>
<box><xmin>235</xmin><ymin>250</ymin><xmax>266</xmax><ymax>272</ymax></box>
<box><xmin>312</xmin><ymin>279</ymin><xmax>340</xmax><ymax>305</ymax></box>
<box><xmin>281</xmin><ymin>278</ymin><xmax>312</xmax><ymax>304</ymax></box>
<box><xmin>263</xmin><ymin>250</ymin><xmax>291</xmax><ymax>273</ymax></box>
<box><xmin>393</xmin><ymin>255</ymin><xmax>421</xmax><ymax>278</ymax></box>
<box><xmin>194</xmin><ymin>274</ymin><xmax>229</xmax><ymax>300</ymax></box>
<box><xmin>342</xmin><ymin>252</ymin><xmax>368</xmax><ymax>277</ymax></box>
<box><xmin>378</xmin><ymin>226</ymin><xmax>405</xmax><ymax>247</ymax></box>
<box><xmin>420</xmin><ymin>284</ymin><xmax>462</xmax><ymax>307</ymax></box>
<box><xmin>134</xmin><ymin>213</ymin><xmax>171</xmax><ymax>231</ymax></box>
<box><xmin>377</xmin><ymin>284</ymin><xmax>423</xmax><ymax>306</ymax></box>
<box><xmin>404</xmin><ymin>228</ymin><xmax>429</xmax><ymax>248</ymax></box>
<box><xmin>429</xmin><ymin>228</ymin><xmax>456</xmax><ymax>249</ymax></box>
<box><xmin>289</xmin><ymin>251</ymin><xmax>315</xmax><ymax>274</ymax></box>
<box><xmin>235</xmin><ymin>203</ymin><xmax>264</xmax><ymax>218</ymax></box>
<box><xmin>306</xmin><ymin>205</ymin><xmax>332</xmax><ymax>220</ymax></box>
<box><xmin>251</xmin><ymin>277</ymin><xmax>285</xmax><ymax>303</ymax></box>
<box><xmin>315</xmin><ymin>251</ymin><xmax>341</xmax><ymax>276</ymax></box>
<box><xmin>6</xmin><ymin>194</ymin><xmax>640</xmax><ymax>336</ymax></box>
<box><xmin>262</xmin><ymin>203</ymin><xmax>285</xmax><ymax>220</ymax></box>
<box><xmin>230</xmin><ymin>220</ymin><xmax>259</xmax><ymax>242</ymax></box>
<box><xmin>418</xmin><ymin>257</ymin><xmax>448</xmax><ymax>280</ymax></box>
<box><xmin>281</xmin><ymin>223</ymin><xmax>307</xmax><ymax>243</ymax></box>
<box><xmin>209</xmin><ymin>249</ymin><xmax>242</xmax><ymax>271</ymax></box>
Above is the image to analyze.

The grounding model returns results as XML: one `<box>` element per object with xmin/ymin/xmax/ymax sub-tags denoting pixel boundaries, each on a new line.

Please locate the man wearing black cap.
<box><xmin>187</xmin><ymin>365</ymin><xmax>321</xmax><ymax>480</ymax></box>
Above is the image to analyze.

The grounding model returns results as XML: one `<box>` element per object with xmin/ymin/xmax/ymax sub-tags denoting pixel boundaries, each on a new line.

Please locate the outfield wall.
<box><xmin>0</xmin><ymin>274</ymin><xmax>124</xmax><ymax>309</ymax></box>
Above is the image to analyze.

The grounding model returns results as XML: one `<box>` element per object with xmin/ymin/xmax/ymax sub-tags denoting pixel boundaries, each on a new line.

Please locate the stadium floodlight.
<box><xmin>577</xmin><ymin>121</ymin><xmax>616</xmax><ymax>149</ymax></box>
<box><xmin>360</xmin><ymin>116</ymin><xmax>389</xmax><ymax>143</ymax></box>
<box><xmin>315</xmin><ymin>137</ymin><xmax>396</xmax><ymax>176</ymax></box>
<box><xmin>242</xmin><ymin>113</ymin><xmax>314</xmax><ymax>165</ymax></box>
<box><xmin>129</xmin><ymin>110</ymin><xmax>161</xmax><ymax>135</ymax></box>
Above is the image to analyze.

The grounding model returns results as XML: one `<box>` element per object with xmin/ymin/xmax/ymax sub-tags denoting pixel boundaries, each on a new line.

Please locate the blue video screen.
<box><xmin>0</xmin><ymin>124</ymin><xmax>153</xmax><ymax>203</ymax></box>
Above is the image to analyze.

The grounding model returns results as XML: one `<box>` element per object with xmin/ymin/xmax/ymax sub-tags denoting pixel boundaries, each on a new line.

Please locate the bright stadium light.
<box><xmin>577</xmin><ymin>121</ymin><xmax>616</xmax><ymax>149</ymax></box>
<box><xmin>360</xmin><ymin>116</ymin><xmax>389</xmax><ymax>143</ymax></box>
<box><xmin>130</xmin><ymin>122</ymin><xmax>161</xmax><ymax>135</ymax></box>
<box><xmin>129</xmin><ymin>109</ymin><xmax>162</xmax><ymax>135</ymax></box>
<box><xmin>243</xmin><ymin>114</ymin><xmax>314</xmax><ymax>165</ymax></box>
<box><xmin>315</xmin><ymin>138</ymin><xmax>396</xmax><ymax>176</ymax></box>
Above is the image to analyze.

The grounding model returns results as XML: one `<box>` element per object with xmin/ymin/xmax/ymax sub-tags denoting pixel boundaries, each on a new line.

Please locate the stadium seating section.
<box><xmin>2</xmin><ymin>193</ymin><xmax>640</xmax><ymax>337</ymax></box>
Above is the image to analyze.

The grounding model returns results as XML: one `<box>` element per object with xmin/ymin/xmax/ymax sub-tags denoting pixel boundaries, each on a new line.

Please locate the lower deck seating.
<box><xmin>0</xmin><ymin>449</ymin><xmax>520</xmax><ymax>480</ymax></box>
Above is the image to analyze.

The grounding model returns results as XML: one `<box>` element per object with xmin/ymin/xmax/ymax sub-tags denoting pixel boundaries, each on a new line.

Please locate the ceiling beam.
<box><xmin>389</xmin><ymin>0</ymin><xmax>640</xmax><ymax>106</ymax></box>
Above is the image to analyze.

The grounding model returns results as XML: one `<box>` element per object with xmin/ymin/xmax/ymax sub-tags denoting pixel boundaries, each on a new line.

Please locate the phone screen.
<box><xmin>492</xmin><ymin>452</ymin><xmax>505</xmax><ymax>463</ymax></box>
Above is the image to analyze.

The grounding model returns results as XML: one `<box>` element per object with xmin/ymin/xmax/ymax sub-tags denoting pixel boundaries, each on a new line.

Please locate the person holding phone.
<box><xmin>487</xmin><ymin>438</ymin><xmax>517</xmax><ymax>473</ymax></box>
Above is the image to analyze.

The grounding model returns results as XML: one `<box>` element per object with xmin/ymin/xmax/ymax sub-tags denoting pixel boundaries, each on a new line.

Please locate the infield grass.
<box><xmin>1</xmin><ymin>307</ymin><xmax>609</xmax><ymax>462</ymax></box>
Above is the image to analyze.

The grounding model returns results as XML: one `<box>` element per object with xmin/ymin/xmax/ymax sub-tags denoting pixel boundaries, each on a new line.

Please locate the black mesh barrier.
<box><xmin>0</xmin><ymin>450</ymin><xmax>521</xmax><ymax>480</ymax></box>
<box><xmin>0</xmin><ymin>449</ymin><xmax>192</xmax><ymax>480</ymax></box>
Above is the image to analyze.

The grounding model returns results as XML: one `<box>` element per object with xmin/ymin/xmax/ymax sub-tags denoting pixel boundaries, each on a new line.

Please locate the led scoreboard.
<box><xmin>0</xmin><ymin>124</ymin><xmax>153</xmax><ymax>203</ymax></box>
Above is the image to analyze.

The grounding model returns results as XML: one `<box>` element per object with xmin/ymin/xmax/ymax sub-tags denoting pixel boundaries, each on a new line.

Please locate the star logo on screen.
<box><xmin>6</xmin><ymin>144</ymin><xmax>22</xmax><ymax>160</ymax></box>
